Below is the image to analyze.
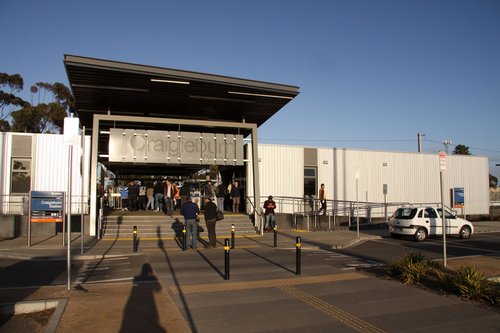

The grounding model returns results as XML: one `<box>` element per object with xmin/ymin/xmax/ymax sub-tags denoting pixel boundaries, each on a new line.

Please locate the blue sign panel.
<box><xmin>30</xmin><ymin>191</ymin><xmax>64</xmax><ymax>222</ymax></box>
<box><xmin>453</xmin><ymin>187</ymin><xmax>464</xmax><ymax>208</ymax></box>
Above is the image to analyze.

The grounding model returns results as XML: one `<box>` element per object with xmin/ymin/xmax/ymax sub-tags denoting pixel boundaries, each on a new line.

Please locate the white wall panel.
<box><xmin>246</xmin><ymin>144</ymin><xmax>303</xmax><ymax>213</ymax></box>
<box><xmin>317</xmin><ymin>148</ymin><xmax>334</xmax><ymax>200</ymax></box>
<box><xmin>32</xmin><ymin>134</ymin><xmax>91</xmax><ymax>214</ymax></box>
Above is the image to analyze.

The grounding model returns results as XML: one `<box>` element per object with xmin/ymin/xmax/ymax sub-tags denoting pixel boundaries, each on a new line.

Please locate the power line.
<box><xmin>260</xmin><ymin>138</ymin><xmax>415</xmax><ymax>143</ymax></box>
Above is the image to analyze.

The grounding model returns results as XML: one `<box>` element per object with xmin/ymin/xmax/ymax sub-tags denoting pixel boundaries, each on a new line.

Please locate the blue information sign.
<box><xmin>453</xmin><ymin>187</ymin><xmax>464</xmax><ymax>208</ymax></box>
<box><xmin>30</xmin><ymin>191</ymin><xmax>64</xmax><ymax>222</ymax></box>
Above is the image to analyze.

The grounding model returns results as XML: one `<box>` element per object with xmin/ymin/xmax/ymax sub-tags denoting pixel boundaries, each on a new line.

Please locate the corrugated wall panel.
<box><xmin>247</xmin><ymin>144</ymin><xmax>303</xmax><ymax>213</ymax></box>
<box><xmin>334</xmin><ymin>149</ymin><xmax>489</xmax><ymax>216</ymax></box>
<box><xmin>32</xmin><ymin>134</ymin><xmax>91</xmax><ymax>214</ymax></box>
<box><xmin>317</xmin><ymin>148</ymin><xmax>334</xmax><ymax>200</ymax></box>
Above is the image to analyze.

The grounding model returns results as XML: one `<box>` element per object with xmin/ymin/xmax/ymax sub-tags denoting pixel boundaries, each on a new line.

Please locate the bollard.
<box><xmin>182</xmin><ymin>225</ymin><xmax>187</xmax><ymax>251</ymax></box>
<box><xmin>133</xmin><ymin>226</ymin><xmax>138</xmax><ymax>253</ymax></box>
<box><xmin>224</xmin><ymin>238</ymin><xmax>230</xmax><ymax>280</ymax></box>
<box><xmin>273</xmin><ymin>225</ymin><xmax>278</xmax><ymax>247</ymax></box>
<box><xmin>296</xmin><ymin>236</ymin><xmax>301</xmax><ymax>275</ymax></box>
<box><xmin>231</xmin><ymin>224</ymin><xmax>235</xmax><ymax>249</ymax></box>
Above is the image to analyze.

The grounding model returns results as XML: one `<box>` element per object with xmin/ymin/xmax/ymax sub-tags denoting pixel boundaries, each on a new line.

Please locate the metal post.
<box><xmin>133</xmin><ymin>226</ymin><xmax>138</xmax><ymax>253</ymax></box>
<box><xmin>440</xmin><ymin>171</ymin><xmax>447</xmax><ymax>267</ymax></box>
<box><xmin>224</xmin><ymin>238</ymin><xmax>230</xmax><ymax>280</ymax></box>
<box><xmin>81</xmin><ymin>126</ymin><xmax>85</xmax><ymax>254</ymax></box>
<box><xmin>28</xmin><ymin>193</ymin><xmax>31</xmax><ymax>247</ymax></box>
<box><xmin>356</xmin><ymin>178</ymin><xmax>360</xmax><ymax>239</ymax></box>
<box><xmin>67</xmin><ymin>145</ymin><xmax>73</xmax><ymax>291</ymax></box>
<box><xmin>296</xmin><ymin>236</ymin><xmax>302</xmax><ymax>275</ymax></box>
<box><xmin>231</xmin><ymin>224</ymin><xmax>235</xmax><ymax>249</ymax></box>
<box><xmin>182</xmin><ymin>225</ymin><xmax>187</xmax><ymax>251</ymax></box>
<box><xmin>273</xmin><ymin>225</ymin><xmax>278</xmax><ymax>247</ymax></box>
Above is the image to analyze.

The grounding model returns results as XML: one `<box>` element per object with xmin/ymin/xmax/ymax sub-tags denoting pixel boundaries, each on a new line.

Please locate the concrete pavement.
<box><xmin>0</xmin><ymin>220</ymin><xmax>499</xmax><ymax>332</ymax></box>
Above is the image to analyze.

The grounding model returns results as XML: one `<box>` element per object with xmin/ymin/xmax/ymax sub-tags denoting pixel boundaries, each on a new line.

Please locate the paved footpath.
<box><xmin>1</xmin><ymin>223</ymin><xmax>499</xmax><ymax>332</ymax></box>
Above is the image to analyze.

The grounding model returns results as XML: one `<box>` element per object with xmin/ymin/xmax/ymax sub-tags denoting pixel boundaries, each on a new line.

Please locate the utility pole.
<box><xmin>443</xmin><ymin>139</ymin><xmax>452</xmax><ymax>154</ymax></box>
<box><xmin>417</xmin><ymin>133</ymin><xmax>425</xmax><ymax>153</ymax></box>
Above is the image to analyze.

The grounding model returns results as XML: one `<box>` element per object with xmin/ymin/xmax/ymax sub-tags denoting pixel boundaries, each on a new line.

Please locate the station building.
<box><xmin>0</xmin><ymin>55</ymin><xmax>490</xmax><ymax>238</ymax></box>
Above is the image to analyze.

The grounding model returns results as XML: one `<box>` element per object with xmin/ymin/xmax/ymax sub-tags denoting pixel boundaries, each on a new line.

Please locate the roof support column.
<box><xmin>250</xmin><ymin>124</ymin><xmax>261</xmax><ymax>221</ymax></box>
<box><xmin>89</xmin><ymin>116</ymin><xmax>100</xmax><ymax>236</ymax></box>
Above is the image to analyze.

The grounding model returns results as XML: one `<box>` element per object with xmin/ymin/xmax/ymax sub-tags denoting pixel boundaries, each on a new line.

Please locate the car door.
<box><xmin>425</xmin><ymin>207</ymin><xmax>442</xmax><ymax>236</ymax></box>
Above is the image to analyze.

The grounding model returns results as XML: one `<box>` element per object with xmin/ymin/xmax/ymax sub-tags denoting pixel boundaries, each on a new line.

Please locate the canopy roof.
<box><xmin>64</xmin><ymin>55</ymin><xmax>299</xmax><ymax>134</ymax></box>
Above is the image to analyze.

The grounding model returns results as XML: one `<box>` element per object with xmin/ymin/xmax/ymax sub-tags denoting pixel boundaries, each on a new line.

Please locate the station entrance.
<box><xmin>64</xmin><ymin>54</ymin><xmax>299</xmax><ymax>236</ymax></box>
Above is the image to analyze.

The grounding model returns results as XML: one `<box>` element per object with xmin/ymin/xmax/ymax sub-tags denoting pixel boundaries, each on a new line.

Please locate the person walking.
<box><xmin>318</xmin><ymin>183</ymin><xmax>326</xmax><ymax>215</ymax></box>
<box><xmin>263</xmin><ymin>195</ymin><xmax>276</xmax><ymax>231</ymax></box>
<box><xmin>203</xmin><ymin>196</ymin><xmax>218</xmax><ymax>248</ymax></box>
<box><xmin>181</xmin><ymin>195</ymin><xmax>200</xmax><ymax>249</ymax></box>
<box><xmin>230</xmin><ymin>181</ymin><xmax>241</xmax><ymax>213</ymax></box>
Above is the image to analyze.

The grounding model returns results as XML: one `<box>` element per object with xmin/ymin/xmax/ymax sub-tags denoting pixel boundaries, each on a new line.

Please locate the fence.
<box><xmin>0</xmin><ymin>194</ymin><xmax>90</xmax><ymax>215</ymax></box>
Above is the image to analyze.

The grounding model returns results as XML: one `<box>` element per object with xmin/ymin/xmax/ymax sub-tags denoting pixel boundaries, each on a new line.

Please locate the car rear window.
<box><xmin>393</xmin><ymin>208</ymin><xmax>417</xmax><ymax>219</ymax></box>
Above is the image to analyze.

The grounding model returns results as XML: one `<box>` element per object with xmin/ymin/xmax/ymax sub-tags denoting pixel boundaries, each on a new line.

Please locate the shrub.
<box><xmin>387</xmin><ymin>253</ymin><xmax>430</xmax><ymax>285</ymax></box>
<box><xmin>454</xmin><ymin>265</ymin><xmax>500</xmax><ymax>305</ymax></box>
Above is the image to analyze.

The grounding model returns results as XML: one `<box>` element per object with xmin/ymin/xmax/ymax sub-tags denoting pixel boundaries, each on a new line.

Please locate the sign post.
<box><xmin>439</xmin><ymin>151</ymin><xmax>447</xmax><ymax>267</ymax></box>
<box><xmin>64</xmin><ymin>115</ymin><xmax>80</xmax><ymax>290</ymax></box>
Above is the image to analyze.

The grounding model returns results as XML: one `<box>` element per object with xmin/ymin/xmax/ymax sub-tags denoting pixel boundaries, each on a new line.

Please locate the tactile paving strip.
<box><xmin>169</xmin><ymin>271</ymin><xmax>367</xmax><ymax>295</ymax></box>
<box><xmin>279</xmin><ymin>285</ymin><xmax>387</xmax><ymax>333</ymax></box>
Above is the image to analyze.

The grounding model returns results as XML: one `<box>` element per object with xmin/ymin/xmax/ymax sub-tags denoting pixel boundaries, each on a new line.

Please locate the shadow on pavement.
<box><xmin>243</xmin><ymin>248</ymin><xmax>295</xmax><ymax>274</ymax></box>
<box><xmin>156</xmin><ymin>226</ymin><xmax>197</xmax><ymax>333</ymax></box>
<box><xmin>0</xmin><ymin>258</ymin><xmax>66</xmax><ymax>328</ymax></box>
<box><xmin>119</xmin><ymin>263</ymin><xmax>165</xmax><ymax>333</ymax></box>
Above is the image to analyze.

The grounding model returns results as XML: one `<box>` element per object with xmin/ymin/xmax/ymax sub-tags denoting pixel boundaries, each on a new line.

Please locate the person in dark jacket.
<box><xmin>181</xmin><ymin>195</ymin><xmax>200</xmax><ymax>249</ymax></box>
<box><xmin>203</xmin><ymin>196</ymin><xmax>218</xmax><ymax>248</ymax></box>
<box><xmin>230</xmin><ymin>181</ymin><xmax>241</xmax><ymax>213</ymax></box>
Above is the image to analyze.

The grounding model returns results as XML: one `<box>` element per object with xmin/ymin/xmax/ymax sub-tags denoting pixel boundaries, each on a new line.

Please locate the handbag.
<box><xmin>216</xmin><ymin>210</ymin><xmax>224</xmax><ymax>221</ymax></box>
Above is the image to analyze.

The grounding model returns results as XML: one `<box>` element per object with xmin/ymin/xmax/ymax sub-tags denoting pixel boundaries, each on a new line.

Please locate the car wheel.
<box><xmin>459</xmin><ymin>226</ymin><xmax>471</xmax><ymax>239</ymax></box>
<box><xmin>414</xmin><ymin>228</ymin><xmax>427</xmax><ymax>242</ymax></box>
<box><xmin>390</xmin><ymin>233</ymin><xmax>402</xmax><ymax>239</ymax></box>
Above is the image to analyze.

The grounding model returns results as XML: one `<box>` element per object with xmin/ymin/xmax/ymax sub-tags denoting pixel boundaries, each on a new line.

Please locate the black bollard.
<box><xmin>133</xmin><ymin>226</ymin><xmax>138</xmax><ymax>253</ymax></box>
<box><xmin>296</xmin><ymin>236</ymin><xmax>301</xmax><ymax>275</ymax></box>
<box><xmin>182</xmin><ymin>225</ymin><xmax>187</xmax><ymax>251</ymax></box>
<box><xmin>231</xmin><ymin>224</ymin><xmax>235</xmax><ymax>249</ymax></box>
<box><xmin>273</xmin><ymin>225</ymin><xmax>278</xmax><ymax>247</ymax></box>
<box><xmin>224</xmin><ymin>238</ymin><xmax>230</xmax><ymax>280</ymax></box>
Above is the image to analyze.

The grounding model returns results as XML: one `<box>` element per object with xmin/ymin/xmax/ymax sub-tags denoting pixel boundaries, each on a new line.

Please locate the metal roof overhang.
<box><xmin>64</xmin><ymin>55</ymin><xmax>299</xmax><ymax>177</ymax></box>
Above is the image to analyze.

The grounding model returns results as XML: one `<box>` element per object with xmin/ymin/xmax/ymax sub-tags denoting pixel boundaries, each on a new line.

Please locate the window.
<box><xmin>11</xmin><ymin>159</ymin><xmax>31</xmax><ymax>194</ymax></box>
<box><xmin>425</xmin><ymin>208</ymin><xmax>438</xmax><ymax>218</ymax></box>
<box><xmin>304</xmin><ymin>167</ymin><xmax>317</xmax><ymax>196</ymax></box>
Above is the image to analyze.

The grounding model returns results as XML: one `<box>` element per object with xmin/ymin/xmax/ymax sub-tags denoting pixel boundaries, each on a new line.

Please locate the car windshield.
<box><xmin>393</xmin><ymin>208</ymin><xmax>417</xmax><ymax>219</ymax></box>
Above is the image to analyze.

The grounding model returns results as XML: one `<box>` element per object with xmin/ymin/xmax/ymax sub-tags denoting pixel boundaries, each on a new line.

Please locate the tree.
<box><xmin>0</xmin><ymin>73</ymin><xmax>30</xmax><ymax>125</ymax></box>
<box><xmin>490</xmin><ymin>174</ymin><xmax>498</xmax><ymax>189</ymax></box>
<box><xmin>453</xmin><ymin>144</ymin><xmax>471</xmax><ymax>155</ymax></box>
<box><xmin>10</xmin><ymin>81</ymin><xmax>74</xmax><ymax>133</ymax></box>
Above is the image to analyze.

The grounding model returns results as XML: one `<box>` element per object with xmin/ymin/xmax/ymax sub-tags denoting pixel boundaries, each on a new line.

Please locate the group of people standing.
<box><xmin>179</xmin><ymin>179</ymin><xmax>242</xmax><ymax>250</ymax></box>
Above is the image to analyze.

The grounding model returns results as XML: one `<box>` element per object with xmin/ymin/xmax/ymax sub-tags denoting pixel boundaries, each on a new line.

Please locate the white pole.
<box><xmin>81</xmin><ymin>126</ymin><xmax>85</xmax><ymax>254</ymax></box>
<box><xmin>439</xmin><ymin>151</ymin><xmax>447</xmax><ymax>267</ymax></box>
<box><xmin>440</xmin><ymin>170</ymin><xmax>447</xmax><ymax>267</ymax></box>
<box><xmin>67</xmin><ymin>145</ymin><xmax>73</xmax><ymax>290</ymax></box>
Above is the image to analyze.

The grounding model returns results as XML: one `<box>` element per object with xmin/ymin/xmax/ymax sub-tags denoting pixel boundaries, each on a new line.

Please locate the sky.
<box><xmin>1</xmin><ymin>0</ymin><xmax>499</xmax><ymax>178</ymax></box>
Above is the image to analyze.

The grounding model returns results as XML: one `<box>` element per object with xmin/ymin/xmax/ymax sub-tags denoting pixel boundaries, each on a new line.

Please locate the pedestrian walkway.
<box><xmin>0</xmin><ymin>221</ymin><xmax>499</xmax><ymax>332</ymax></box>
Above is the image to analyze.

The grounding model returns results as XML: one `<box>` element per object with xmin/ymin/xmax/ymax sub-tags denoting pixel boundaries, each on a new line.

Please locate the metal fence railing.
<box><xmin>0</xmin><ymin>194</ymin><xmax>90</xmax><ymax>215</ymax></box>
